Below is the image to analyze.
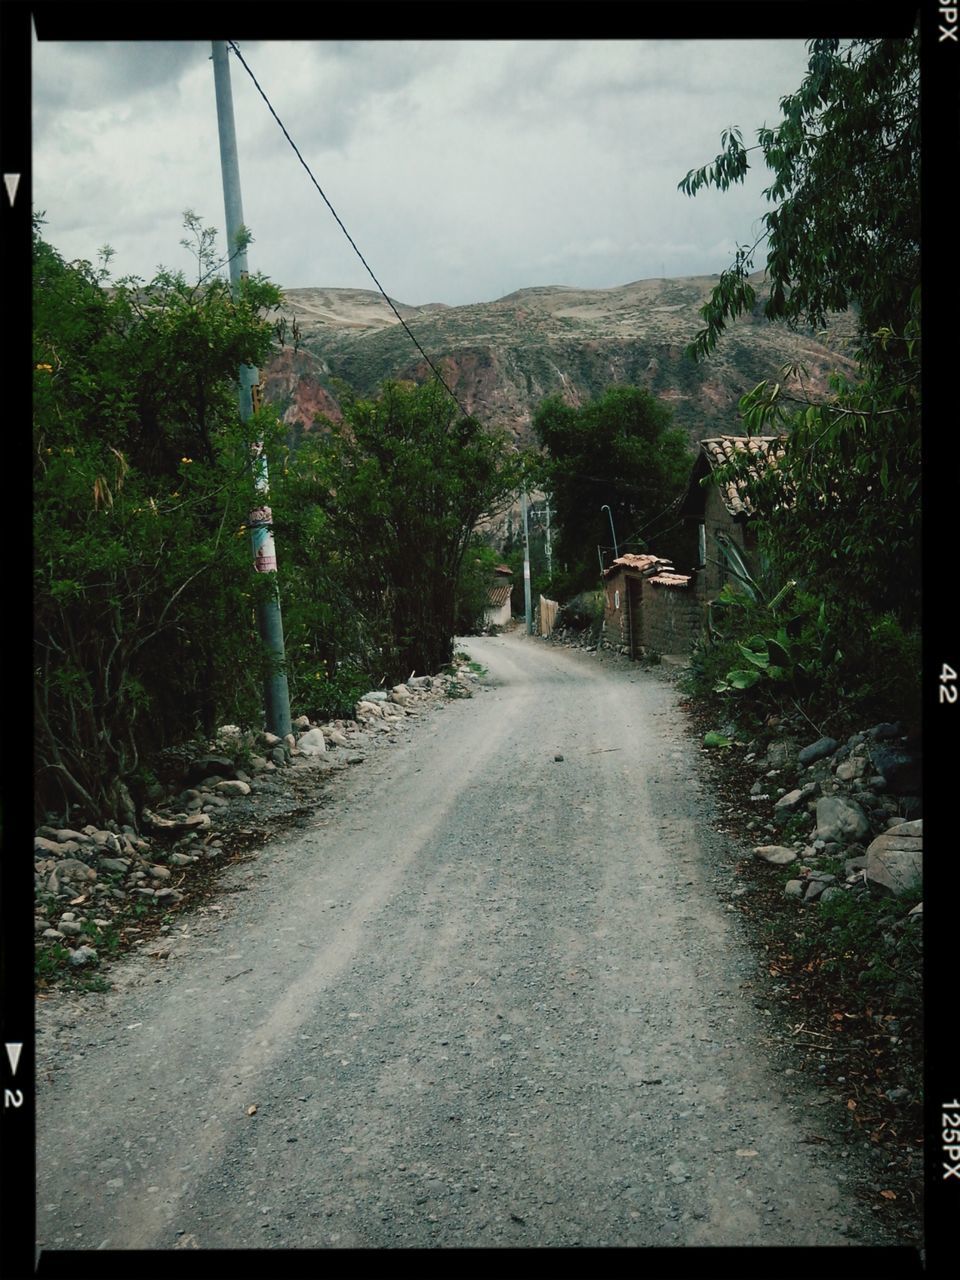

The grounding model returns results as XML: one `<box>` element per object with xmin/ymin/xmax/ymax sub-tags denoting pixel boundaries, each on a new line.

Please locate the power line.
<box><xmin>226</xmin><ymin>41</ymin><xmax>471</xmax><ymax>422</ymax></box>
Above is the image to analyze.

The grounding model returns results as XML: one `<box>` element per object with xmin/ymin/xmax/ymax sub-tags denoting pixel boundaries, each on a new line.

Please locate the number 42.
<box><xmin>941</xmin><ymin>664</ymin><xmax>958</xmax><ymax>703</ymax></box>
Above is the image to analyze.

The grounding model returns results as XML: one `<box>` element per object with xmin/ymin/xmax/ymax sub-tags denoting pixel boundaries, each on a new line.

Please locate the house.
<box><xmin>601</xmin><ymin>553</ymin><xmax>700</xmax><ymax>659</ymax></box>
<box><xmin>483</xmin><ymin>564</ymin><xmax>514</xmax><ymax>629</ymax></box>
<box><xmin>680</xmin><ymin>435</ymin><xmax>786</xmax><ymax>596</ymax></box>
<box><xmin>598</xmin><ymin>436</ymin><xmax>786</xmax><ymax>661</ymax></box>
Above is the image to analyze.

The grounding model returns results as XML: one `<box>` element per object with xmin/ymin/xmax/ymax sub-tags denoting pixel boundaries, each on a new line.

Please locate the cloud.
<box><xmin>31</xmin><ymin>37</ymin><xmax>814</xmax><ymax>305</ymax></box>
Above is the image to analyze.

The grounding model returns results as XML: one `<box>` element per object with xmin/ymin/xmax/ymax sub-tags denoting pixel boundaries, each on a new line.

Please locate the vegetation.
<box><xmin>678</xmin><ymin>32</ymin><xmax>920</xmax><ymax>728</ymax></box>
<box><xmin>271</xmin><ymin>377</ymin><xmax>522</xmax><ymax>686</ymax></box>
<box><xmin>34</xmin><ymin>214</ymin><xmax>521</xmax><ymax>826</ymax></box>
<box><xmin>34</xmin><ymin>214</ymin><xmax>282</xmax><ymax>824</ymax></box>
<box><xmin>531</xmin><ymin>385</ymin><xmax>693</xmax><ymax>597</ymax></box>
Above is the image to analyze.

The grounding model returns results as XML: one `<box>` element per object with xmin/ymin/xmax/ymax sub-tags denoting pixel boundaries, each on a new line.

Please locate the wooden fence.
<box><xmin>538</xmin><ymin>595</ymin><xmax>559</xmax><ymax>637</ymax></box>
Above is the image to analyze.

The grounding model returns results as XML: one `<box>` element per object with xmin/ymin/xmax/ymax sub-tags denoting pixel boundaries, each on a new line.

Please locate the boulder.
<box><xmin>868</xmin><ymin>742</ymin><xmax>922</xmax><ymax>796</ymax></box>
<box><xmin>798</xmin><ymin>737</ymin><xmax>840</xmax><ymax>767</ymax></box>
<box><xmin>296</xmin><ymin>728</ymin><xmax>327</xmax><ymax>756</ymax></box>
<box><xmin>815</xmin><ymin>796</ymin><xmax>870</xmax><ymax>843</ymax></box>
<box><xmin>836</xmin><ymin>756</ymin><xmax>868</xmax><ymax>782</ymax></box>
<box><xmin>185</xmin><ymin>755</ymin><xmax>238</xmax><ymax>784</ymax></box>
<box><xmin>865</xmin><ymin>821</ymin><xmax>923</xmax><ymax>897</ymax></box>
<box><xmin>51</xmin><ymin>858</ymin><xmax>97</xmax><ymax>884</ymax></box>
<box><xmin>772</xmin><ymin>790</ymin><xmax>805</xmax><ymax>825</ymax></box>
<box><xmin>215</xmin><ymin>779</ymin><xmax>252</xmax><ymax>796</ymax></box>
<box><xmin>752</xmin><ymin>845</ymin><xmax>798</xmax><ymax>866</ymax></box>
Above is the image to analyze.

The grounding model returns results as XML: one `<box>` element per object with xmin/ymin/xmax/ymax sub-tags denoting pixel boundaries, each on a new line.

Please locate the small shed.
<box><xmin>601</xmin><ymin>553</ymin><xmax>675</xmax><ymax>659</ymax></box>
<box><xmin>681</xmin><ymin>435</ymin><xmax>786</xmax><ymax>596</ymax></box>
<box><xmin>484</xmin><ymin>564</ymin><xmax>514</xmax><ymax>628</ymax></box>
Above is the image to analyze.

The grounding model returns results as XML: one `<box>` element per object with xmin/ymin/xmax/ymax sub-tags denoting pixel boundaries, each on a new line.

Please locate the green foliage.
<box><xmin>453</xmin><ymin>540</ymin><xmax>507</xmax><ymax>635</ymax></box>
<box><xmin>533</xmin><ymin>385</ymin><xmax>693</xmax><ymax>594</ymax></box>
<box><xmin>679</xmin><ymin>35</ymin><xmax>919</xmax><ymax>372</ymax></box>
<box><xmin>34</xmin><ymin>215</ymin><xmax>282</xmax><ymax>823</ymax></box>
<box><xmin>689</xmin><ymin>580</ymin><xmax>919</xmax><ymax>733</ymax></box>
<box><xmin>734</xmin><ymin>359</ymin><xmax>921</xmax><ymax>629</ymax></box>
<box><xmin>301</xmin><ymin>663</ymin><xmax>370</xmax><ymax>722</ymax></box>
<box><xmin>556</xmin><ymin>591</ymin><xmax>605</xmax><ymax>640</ymax></box>
<box><xmin>790</xmin><ymin>890</ymin><xmax>921</xmax><ymax>1013</ymax></box>
<box><xmin>272</xmin><ymin>379</ymin><xmax>522</xmax><ymax>685</ymax></box>
<box><xmin>679</xmin><ymin>32</ymin><xmax>920</xmax><ymax>728</ymax></box>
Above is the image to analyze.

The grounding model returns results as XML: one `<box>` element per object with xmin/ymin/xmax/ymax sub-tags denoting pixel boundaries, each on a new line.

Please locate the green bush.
<box><xmin>685</xmin><ymin>579</ymin><xmax>919</xmax><ymax>736</ymax></box>
<box><xmin>34</xmin><ymin>215</ymin><xmax>281</xmax><ymax>823</ymax></box>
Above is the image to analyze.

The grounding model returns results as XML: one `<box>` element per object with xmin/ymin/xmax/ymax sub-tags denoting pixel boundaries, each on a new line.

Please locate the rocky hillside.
<box><xmin>263</xmin><ymin>274</ymin><xmax>859</xmax><ymax>448</ymax></box>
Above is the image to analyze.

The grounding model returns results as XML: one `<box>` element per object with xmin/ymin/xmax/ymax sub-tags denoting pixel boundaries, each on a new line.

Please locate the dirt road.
<box><xmin>36</xmin><ymin>632</ymin><xmax>887</xmax><ymax>1251</ymax></box>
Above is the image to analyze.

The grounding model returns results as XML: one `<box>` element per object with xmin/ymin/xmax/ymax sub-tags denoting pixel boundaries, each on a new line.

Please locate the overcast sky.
<box><xmin>32</xmin><ymin>37</ymin><xmax>815</xmax><ymax>307</ymax></box>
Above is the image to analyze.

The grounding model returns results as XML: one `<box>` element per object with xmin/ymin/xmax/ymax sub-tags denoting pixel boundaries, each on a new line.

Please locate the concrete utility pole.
<box><xmin>212</xmin><ymin>40</ymin><xmax>292</xmax><ymax>738</ymax></box>
<box><xmin>530</xmin><ymin>503</ymin><xmax>553</xmax><ymax>582</ymax></box>
<box><xmin>544</xmin><ymin>500</ymin><xmax>552</xmax><ymax>580</ymax></box>
<box><xmin>521</xmin><ymin>488</ymin><xmax>533</xmax><ymax>635</ymax></box>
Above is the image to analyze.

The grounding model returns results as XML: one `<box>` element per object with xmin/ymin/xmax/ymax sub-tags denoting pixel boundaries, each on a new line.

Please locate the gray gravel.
<box><xmin>36</xmin><ymin>632</ymin><xmax>891</xmax><ymax>1251</ymax></box>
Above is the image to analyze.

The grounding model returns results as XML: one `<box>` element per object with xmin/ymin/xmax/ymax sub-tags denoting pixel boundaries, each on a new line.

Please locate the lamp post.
<box><xmin>601</xmin><ymin>504</ymin><xmax>619</xmax><ymax>563</ymax></box>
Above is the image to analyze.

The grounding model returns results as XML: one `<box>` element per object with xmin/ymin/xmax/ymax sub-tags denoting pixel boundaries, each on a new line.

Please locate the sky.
<box><xmin>32</xmin><ymin>37</ymin><xmax>815</xmax><ymax>308</ymax></box>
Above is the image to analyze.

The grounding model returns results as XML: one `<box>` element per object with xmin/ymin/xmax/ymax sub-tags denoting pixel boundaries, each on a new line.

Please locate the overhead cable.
<box><xmin>226</xmin><ymin>41</ymin><xmax>471</xmax><ymax>421</ymax></box>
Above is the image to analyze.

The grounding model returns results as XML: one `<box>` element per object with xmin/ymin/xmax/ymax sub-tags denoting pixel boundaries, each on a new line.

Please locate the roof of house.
<box><xmin>487</xmin><ymin>583</ymin><xmax>513</xmax><ymax>609</ymax></box>
<box><xmin>684</xmin><ymin>435</ymin><xmax>787</xmax><ymax>520</ymax></box>
<box><xmin>493</xmin><ymin>564</ymin><xmax>513</xmax><ymax>577</ymax></box>
<box><xmin>601</xmin><ymin>553</ymin><xmax>674</xmax><ymax>580</ymax></box>
<box><xmin>648</xmin><ymin>572</ymin><xmax>692</xmax><ymax>588</ymax></box>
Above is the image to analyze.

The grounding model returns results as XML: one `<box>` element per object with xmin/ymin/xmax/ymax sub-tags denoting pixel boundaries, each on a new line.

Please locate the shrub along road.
<box><xmin>35</xmin><ymin>633</ymin><xmax>912</xmax><ymax>1256</ymax></box>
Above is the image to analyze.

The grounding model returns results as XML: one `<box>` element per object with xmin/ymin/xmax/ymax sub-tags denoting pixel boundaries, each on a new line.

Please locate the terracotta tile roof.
<box><xmin>493</xmin><ymin>564</ymin><xmax>513</xmax><ymax>576</ymax></box>
<box><xmin>487</xmin><ymin>583</ymin><xmax>513</xmax><ymax>609</ymax></box>
<box><xmin>602</xmin><ymin>553</ymin><xmax>674</xmax><ymax>580</ymax></box>
<box><xmin>698</xmin><ymin>436</ymin><xmax>786</xmax><ymax>517</ymax></box>
<box><xmin>648</xmin><ymin>572</ymin><xmax>692</xmax><ymax>588</ymax></box>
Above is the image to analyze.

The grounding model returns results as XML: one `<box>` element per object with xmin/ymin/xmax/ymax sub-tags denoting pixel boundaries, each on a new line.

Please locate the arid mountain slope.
<box><xmin>263</xmin><ymin>274</ymin><xmax>858</xmax><ymax>447</ymax></box>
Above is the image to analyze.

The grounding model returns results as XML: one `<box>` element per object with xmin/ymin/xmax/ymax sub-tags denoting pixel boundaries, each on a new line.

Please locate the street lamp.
<box><xmin>601</xmin><ymin>504</ymin><xmax>619</xmax><ymax>562</ymax></box>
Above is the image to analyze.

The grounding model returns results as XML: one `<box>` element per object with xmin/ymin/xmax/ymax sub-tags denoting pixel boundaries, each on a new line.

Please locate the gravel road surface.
<box><xmin>36</xmin><ymin>632</ymin><xmax>886</xmax><ymax>1252</ymax></box>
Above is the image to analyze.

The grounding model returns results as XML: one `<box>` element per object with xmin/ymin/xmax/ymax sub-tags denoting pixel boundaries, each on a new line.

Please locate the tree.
<box><xmin>679</xmin><ymin>34</ymin><xmax>919</xmax><ymax>374</ymax></box>
<box><xmin>33</xmin><ymin>215</ymin><xmax>282</xmax><ymax>823</ymax></box>
<box><xmin>678</xmin><ymin>32</ymin><xmax>921</xmax><ymax>721</ymax></box>
<box><xmin>276</xmin><ymin>378</ymin><xmax>521</xmax><ymax>683</ymax></box>
<box><xmin>532</xmin><ymin>385</ymin><xmax>692</xmax><ymax>596</ymax></box>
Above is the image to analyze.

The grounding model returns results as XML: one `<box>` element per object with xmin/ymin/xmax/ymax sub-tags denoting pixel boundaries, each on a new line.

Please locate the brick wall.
<box><xmin>641</xmin><ymin>581</ymin><xmax>704</xmax><ymax>655</ymax></box>
<box><xmin>603</xmin><ymin>573</ymin><xmax>631</xmax><ymax>650</ymax></box>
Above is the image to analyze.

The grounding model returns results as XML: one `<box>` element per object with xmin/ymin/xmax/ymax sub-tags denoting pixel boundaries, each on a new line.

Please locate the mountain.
<box><xmin>262</xmin><ymin>274</ymin><xmax>859</xmax><ymax>448</ymax></box>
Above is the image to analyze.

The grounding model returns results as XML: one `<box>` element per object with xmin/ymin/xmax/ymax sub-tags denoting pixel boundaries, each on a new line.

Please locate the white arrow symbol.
<box><xmin>3</xmin><ymin>174</ymin><xmax>21</xmax><ymax>206</ymax></box>
<box><xmin>5</xmin><ymin>1043</ymin><xmax>23</xmax><ymax>1075</ymax></box>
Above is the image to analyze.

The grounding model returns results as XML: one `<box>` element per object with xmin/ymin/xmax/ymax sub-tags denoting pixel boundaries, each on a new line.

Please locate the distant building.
<box><xmin>680</xmin><ymin>435</ymin><xmax>786</xmax><ymax>596</ymax></box>
<box><xmin>598</xmin><ymin>436</ymin><xmax>786</xmax><ymax>661</ymax></box>
<box><xmin>484</xmin><ymin>565</ymin><xmax>514</xmax><ymax>629</ymax></box>
<box><xmin>601</xmin><ymin>554</ymin><xmax>701</xmax><ymax>660</ymax></box>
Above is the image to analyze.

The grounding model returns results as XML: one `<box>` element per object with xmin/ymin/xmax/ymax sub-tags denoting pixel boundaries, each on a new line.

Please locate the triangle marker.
<box><xmin>3</xmin><ymin>174</ymin><xmax>21</xmax><ymax>206</ymax></box>
<box><xmin>5</xmin><ymin>1042</ymin><xmax>23</xmax><ymax>1075</ymax></box>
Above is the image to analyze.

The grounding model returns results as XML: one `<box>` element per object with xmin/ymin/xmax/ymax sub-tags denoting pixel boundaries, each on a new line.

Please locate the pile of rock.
<box><xmin>738</xmin><ymin>722</ymin><xmax>922</xmax><ymax>914</ymax></box>
<box><xmin>34</xmin><ymin>666</ymin><xmax>480</xmax><ymax>969</ymax></box>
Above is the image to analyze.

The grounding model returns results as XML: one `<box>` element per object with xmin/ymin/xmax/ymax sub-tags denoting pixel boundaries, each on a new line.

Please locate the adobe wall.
<box><xmin>603</xmin><ymin>571</ymin><xmax>631</xmax><ymax>651</ymax></box>
<box><xmin>641</xmin><ymin>581</ymin><xmax>704</xmax><ymax>656</ymax></box>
